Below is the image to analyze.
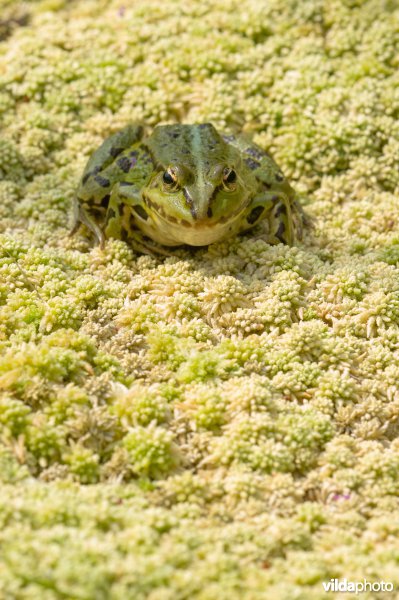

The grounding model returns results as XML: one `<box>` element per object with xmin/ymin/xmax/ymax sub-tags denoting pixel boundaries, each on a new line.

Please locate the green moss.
<box><xmin>176</xmin><ymin>348</ymin><xmax>230</xmax><ymax>383</ymax></box>
<box><xmin>123</xmin><ymin>425</ymin><xmax>180</xmax><ymax>478</ymax></box>
<box><xmin>0</xmin><ymin>330</ymin><xmax>98</xmax><ymax>391</ymax></box>
<box><xmin>210</xmin><ymin>408</ymin><xmax>334</xmax><ymax>474</ymax></box>
<box><xmin>111</xmin><ymin>382</ymin><xmax>171</xmax><ymax>427</ymax></box>
<box><xmin>26</xmin><ymin>418</ymin><xmax>67</xmax><ymax>467</ymax></box>
<box><xmin>181</xmin><ymin>384</ymin><xmax>228</xmax><ymax>431</ymax></box>
<box><xmin>146</xmin><ymin>326</ymin><xmax>191</xmax><ymax>369</ymax></box>
<box><xmin>63</xmin><ymin>444</ymin><xmax>100</xmax><ymax>483</ymax></box>
<box><xmin>0</xmin><ymin>395</ymin><xmax>32</xmax><ymax>435</ymax></box>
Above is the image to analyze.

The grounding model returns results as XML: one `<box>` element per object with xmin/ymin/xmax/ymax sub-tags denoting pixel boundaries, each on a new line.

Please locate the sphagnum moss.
<box><xmin>1</xmin><ymin>0</ymin><xmax>399</xmax><ymax>598</ymax></box>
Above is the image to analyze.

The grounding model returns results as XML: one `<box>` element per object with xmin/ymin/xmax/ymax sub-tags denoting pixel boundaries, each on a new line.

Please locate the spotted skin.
<box><xmin>73</xmin><ymin>123</ymin><xmax>308</xmax><ymax>252</ymax></box>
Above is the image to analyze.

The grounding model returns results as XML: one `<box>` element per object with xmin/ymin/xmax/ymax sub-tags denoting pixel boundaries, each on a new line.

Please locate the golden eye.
<box><xmin>163</xmin><ymin>170</ymin><xmax>175</xmax><ymax>185</ymax></box>
<box><xmin>223</xmin><ymin>167</ymin><xmax>237</xmax><ymax>190</ymax></box>
<box><xmin>223</xmin><ymin>168</ymin><xmax>237</xmax><ymax>186</ymax></box>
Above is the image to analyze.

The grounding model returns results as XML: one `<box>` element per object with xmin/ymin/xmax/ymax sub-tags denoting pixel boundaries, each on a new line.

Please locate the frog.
<box><xmin>72</xmin><ymin>123</ymin><xmax>308</xmax><ymax>254</ymax></box>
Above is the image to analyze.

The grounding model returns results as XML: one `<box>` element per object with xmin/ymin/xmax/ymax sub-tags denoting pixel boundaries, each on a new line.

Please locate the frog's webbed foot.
<box><xmin>283</xmin><ymin>196</ymin><xmax>315</xmax><ymax>244</ymax></box>
<box><xmin>69</xmin><ymin>219</ymin><xmax>81</xmax><ymax>238</ymax></box>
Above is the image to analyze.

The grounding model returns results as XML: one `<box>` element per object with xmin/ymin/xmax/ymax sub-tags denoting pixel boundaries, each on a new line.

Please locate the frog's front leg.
<box><xmin>103</xmin><ymin>187</ymin><xmax>125</xmax><ymax>242</ymax></box>
<box><xmin>71</xmin><ymin>124</ymin><xmax>145</xmax><ymax>246</ymax></box>
<box><xmin>240</xmin><ymin>191</ymin><xmax>295</xmax><ymax>245</ymax></box>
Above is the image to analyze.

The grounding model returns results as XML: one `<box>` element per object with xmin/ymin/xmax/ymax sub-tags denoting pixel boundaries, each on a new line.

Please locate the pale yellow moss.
<box><xmin>1</xmin><ymin>0</ymin><xmax>399</xmax><ymax>597</ymax></box>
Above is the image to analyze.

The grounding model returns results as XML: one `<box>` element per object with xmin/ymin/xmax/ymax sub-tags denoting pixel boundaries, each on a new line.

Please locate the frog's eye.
<box><xmin>162</xmin><ymin>169</ymin><xmax>176</xmax><ymax>186</ymax></box>
<box><xmin>223</xmin><ymin>168</ymin><xmax>237</xmax><ymax>188</ymax></box>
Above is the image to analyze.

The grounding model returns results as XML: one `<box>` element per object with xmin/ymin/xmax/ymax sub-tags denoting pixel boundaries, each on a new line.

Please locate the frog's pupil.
<box><xmin>163</xmin><ymin>171</ymin><xmax>174</xmax><ymax>184</ymax></box>
<box><xmin>225</xmin><ymin>169</ymin><xmax>236</xmax><ymax>183</ymax></box>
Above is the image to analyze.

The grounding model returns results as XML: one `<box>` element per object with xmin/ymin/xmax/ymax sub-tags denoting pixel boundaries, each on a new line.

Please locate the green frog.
<box><xmin>72</xmin><ymin>123</ymin><xmax>307</xmax><ymax>253</ymax></box>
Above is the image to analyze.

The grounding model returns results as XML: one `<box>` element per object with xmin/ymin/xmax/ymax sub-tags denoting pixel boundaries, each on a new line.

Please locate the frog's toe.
<box><xmin>74</xmin><ymin>203</ymin><xmax>106</xmax><ymax>248</ymax></box>
<box><xmin>69</xmin><ymin>220</ymin><xmax>81</xmax><ymax>238</ymax></box>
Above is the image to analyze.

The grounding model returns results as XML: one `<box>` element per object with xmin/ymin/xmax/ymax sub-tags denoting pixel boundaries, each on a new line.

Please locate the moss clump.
<box><xmin>123</xmin><ymin>424</ymin><xmax>180</xmax><ymax>478</ymax></box>
<box><xmin>110</xmin><ymin>382</ymin><xmax>171</xmax><ymax>427</ymax></box>
<box><xmin>208</xmin><ymin>408</ymin><xmax>334</xmax><ymax>474</ymax></box>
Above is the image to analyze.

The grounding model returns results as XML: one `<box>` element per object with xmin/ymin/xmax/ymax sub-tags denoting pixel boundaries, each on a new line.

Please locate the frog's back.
<box><xmin>76</xmin><ymin>125</ymin><xmax>152</xmax><ymax>203</ymax></box>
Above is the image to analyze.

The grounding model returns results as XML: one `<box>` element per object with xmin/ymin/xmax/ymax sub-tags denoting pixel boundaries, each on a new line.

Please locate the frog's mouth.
<box><xmin>149</xmin><ymin>207</ymin><xmax>246</xmax><ymax>246</ymax></box>
<box><xmin>140</xmin><ymin>188</ymin><xmax>253</xmax><ymax>246</ymax></box>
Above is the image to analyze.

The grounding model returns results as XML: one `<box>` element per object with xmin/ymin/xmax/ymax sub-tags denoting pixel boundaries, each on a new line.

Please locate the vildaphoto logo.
<box><xmin>322</xmin><ymin>579</ymin><xmax>394</xmax><ymax>594</ymax></box>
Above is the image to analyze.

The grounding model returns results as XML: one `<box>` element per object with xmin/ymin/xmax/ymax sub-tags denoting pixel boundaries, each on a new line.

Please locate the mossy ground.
<box><xmin>1</xmin><ymin>0</ymin><xmax>399</xmax><ymax>598</ymax></box>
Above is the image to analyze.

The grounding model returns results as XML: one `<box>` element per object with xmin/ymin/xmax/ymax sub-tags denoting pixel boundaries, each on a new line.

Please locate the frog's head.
<box><xmin>142</xmin><ymin>124</ymin><xmax>256</xmax><ymax>245</ymax></box>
